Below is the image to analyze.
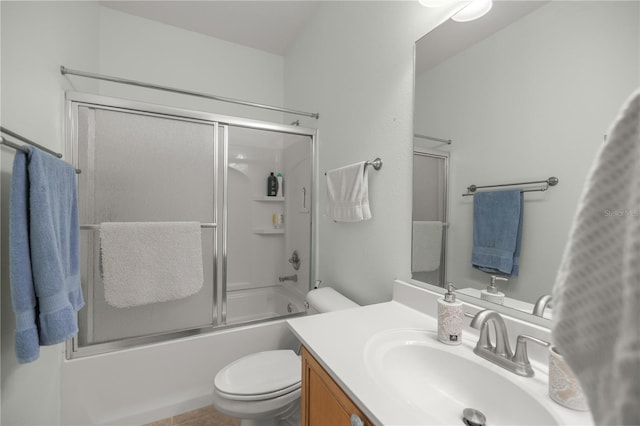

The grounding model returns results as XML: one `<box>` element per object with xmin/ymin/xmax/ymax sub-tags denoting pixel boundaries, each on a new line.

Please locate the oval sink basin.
<box><xmin>364</xmin><ymin>329</ymin><xmax>559</xmax><ymax>425</ymax></box>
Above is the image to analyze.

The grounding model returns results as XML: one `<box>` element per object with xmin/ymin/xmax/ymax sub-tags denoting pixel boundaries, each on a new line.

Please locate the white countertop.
<box><xmin>287</xmin><ymin>282</ymin><xmax>593</xmax><ymax>426</ymax></box>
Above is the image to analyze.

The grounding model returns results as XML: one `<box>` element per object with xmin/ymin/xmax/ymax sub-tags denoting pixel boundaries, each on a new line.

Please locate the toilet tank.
<box><xmin>305</xmin><ymin>287</ymin><xmax>359</xmax><ymax>314</ymax></box>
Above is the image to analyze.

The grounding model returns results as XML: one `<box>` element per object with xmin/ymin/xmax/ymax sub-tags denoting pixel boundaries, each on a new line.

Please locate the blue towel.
<box><xmin>471</xmin><ymin>189</ymin><xmax>523</xmax><ymax>276</ymax></box>
<box><xmin>9</xmin><ymin>147</ymin><xmax>84</xmax><ymax>363</ymax></box>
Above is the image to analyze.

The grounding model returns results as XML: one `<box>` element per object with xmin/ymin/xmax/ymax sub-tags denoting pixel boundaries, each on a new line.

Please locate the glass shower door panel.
<box><xmin>225</xmin><ymin>126</ymin><xmax>311</xmax><ymax>325</ymax></box>
<box><xmin>76</xmin><ymin>106</ymin><xmax>215</xmax><ymax>346</ymax></box>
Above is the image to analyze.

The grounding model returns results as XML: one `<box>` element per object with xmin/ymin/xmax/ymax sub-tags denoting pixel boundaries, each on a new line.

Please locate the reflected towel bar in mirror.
<box><xmin>462</xmin><ymin>177</ymin><xmax>559</xmax><ymax>196</ymax></box>
<box><xmin>414</xmin><ymin>133</ymin><xmax>452</xmax><ymax>145</ymax></box>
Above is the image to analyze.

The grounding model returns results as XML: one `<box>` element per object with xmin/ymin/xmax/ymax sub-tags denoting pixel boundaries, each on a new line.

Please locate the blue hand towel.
<box><xmin>471</xmin><ymin>189</ymin><xmax>523</xmax><ymax>276</ymax></box>
<box><xmin>9</xmin><ymin>147</ymin><xmax>84</xmax><ymax>363</ymax></box>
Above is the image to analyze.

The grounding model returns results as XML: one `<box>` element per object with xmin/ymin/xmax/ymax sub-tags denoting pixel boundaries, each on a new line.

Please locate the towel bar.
<box><xmin>324</xmin><ymin>157</ymin><xmax>383</xmax><ymax>176</ymax></box>
<box><xmin>1</xmin><ymin>127</ymin><xmax>82</xmax><ymax>174</ymax></box>
<box><xmin>80</xmin><ymin>223</ymin><xmax>216</xmax><ymax>230</ymax></box>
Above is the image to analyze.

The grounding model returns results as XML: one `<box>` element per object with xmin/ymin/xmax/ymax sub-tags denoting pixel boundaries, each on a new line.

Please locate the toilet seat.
<box><xmin>214</xmin><ymin>350</ymin><xmax>301</xmax><ymax>401</ymax></box>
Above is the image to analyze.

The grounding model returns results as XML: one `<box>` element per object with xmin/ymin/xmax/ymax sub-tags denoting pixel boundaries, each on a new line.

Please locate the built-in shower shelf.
<box><xmin>253</xmin><ymin>228</ymin><xmax>285</xmax><ymax>235</ymax></box>
<box><xmin>253</xmin><ymin>196</ymin><xmax>285</xmax><ymax>202</ymax></box>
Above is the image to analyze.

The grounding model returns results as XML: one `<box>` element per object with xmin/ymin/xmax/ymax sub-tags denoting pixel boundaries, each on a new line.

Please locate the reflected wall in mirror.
<box><xmin>413</xmin><ymin>1</ymin><xmax>640</xmax><ymax>316</ymax></box>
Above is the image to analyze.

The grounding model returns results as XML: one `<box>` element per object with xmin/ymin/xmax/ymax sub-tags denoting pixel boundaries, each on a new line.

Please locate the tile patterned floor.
<box><xmin>144</xmin><ymin>405</ymin><xmax>241</xmax><ymax>426</ymax></box>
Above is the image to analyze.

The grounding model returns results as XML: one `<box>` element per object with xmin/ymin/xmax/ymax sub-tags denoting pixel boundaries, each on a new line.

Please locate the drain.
<box><xmin>462</xmin><ymin>408</ymin><xmax>486</xmax><ymax>426</ymax></box>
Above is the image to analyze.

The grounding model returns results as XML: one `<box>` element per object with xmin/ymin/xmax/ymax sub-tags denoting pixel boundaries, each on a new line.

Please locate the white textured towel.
<box><xmin>552</xmin><ymin>89</ymin><xmax>640</xmax><ymax>425</ymax></box>
<box><xmin>100</xmin><ymin>222</ymin><xmax>204</xmax><ymax>308</ymax></box>
<box><xmin>326</xmin><ymin>161</ymin><xmax>371</xmax><ymax>222</ymax></box>
<box><xmin>412</xmin><ymin>221</ymin><xmax>443</xmax><ymax>272</ymax></box>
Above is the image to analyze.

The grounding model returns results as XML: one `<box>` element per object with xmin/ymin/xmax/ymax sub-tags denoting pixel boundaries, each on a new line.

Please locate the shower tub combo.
<box><xmin>61</xmin><ymin>92</ymin><xmax>316</xmax><ymax>425</ymax></box>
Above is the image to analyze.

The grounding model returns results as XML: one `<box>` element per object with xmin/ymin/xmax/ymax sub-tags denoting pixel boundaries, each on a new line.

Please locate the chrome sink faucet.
<box><xmin>532</xmin><ymin>294</ymin><xmax>552</xmax><ymax>317</ymax></box>
<box><xmin>469</xmin><ymin>309</ymin><xmax>550</xmax><ymax>377</ymax></box>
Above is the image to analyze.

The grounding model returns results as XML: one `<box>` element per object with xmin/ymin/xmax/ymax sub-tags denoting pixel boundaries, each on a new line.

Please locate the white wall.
<box><xmin>0</xmin><ymin>2</ymin><xmax>100</xmax><ymax>425</ymax></box>
<box><xmin>1</xmin><ymin>2</ymin><xmax>292</xmax><ymax>424</ymax></box>
<box><xmin>97</xmin><ymin>6</ymin><xmax>286</xmax><ymax>123</ymax></box>
<box><xmin>284</xmin><ymin>1</ymin><xmax>460</xmax><ymax>305</ymax></box>
<box><xmin>415</xmin><ymin>1</ymin><xmax>640</xmax><ymax>303</ymax></box>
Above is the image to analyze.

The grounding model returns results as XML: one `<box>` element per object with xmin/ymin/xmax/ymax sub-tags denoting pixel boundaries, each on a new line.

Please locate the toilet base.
<box><xmin>212</xmin><ymin>388</ymin><xmax>300</xmax><ymax>426</ymax></box>
<box><xmin>239</xmin><ymin>401</ymin><xmax>299</xmax><ymax>426</ymax></box>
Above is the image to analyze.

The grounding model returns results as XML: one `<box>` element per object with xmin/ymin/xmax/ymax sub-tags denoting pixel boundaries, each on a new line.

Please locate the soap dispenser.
<box><xmin>480</xmin><ymin>275</ymin><xmax>508</xmax><ymax>305</ymax></box>
<box><xmin>437</xmin><ymin>283</ymin><xmax>463</xmax><ymax>345</ymax></box>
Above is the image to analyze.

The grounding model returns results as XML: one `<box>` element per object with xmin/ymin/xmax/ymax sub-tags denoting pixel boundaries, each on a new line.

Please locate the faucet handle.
<box><xmin>513</xmin><ymin>334</ymin><xmax>550</xmax><ymax>377</ymax></box>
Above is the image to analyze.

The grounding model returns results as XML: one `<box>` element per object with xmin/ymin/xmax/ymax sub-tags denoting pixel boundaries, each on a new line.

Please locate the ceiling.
<box><xmin>101</xmin><ymin>1</ymin><xmax>549</xmax><ymax>71</ymax></box>
<box><xmin>416</xmin><ymin>1</ymin><xmax>549</xmax><ymax>75</ymax></box>
<box><xmin>99</xmin><ymin>1</ymin><xmax>322</xmax><ymax>55</ymax></box>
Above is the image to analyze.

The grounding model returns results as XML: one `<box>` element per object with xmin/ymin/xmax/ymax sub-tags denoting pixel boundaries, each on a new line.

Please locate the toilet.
<box><xmin>212</xmin><ymin>287</ymin><xmax>358</xmax><ymax>426</ymax></box>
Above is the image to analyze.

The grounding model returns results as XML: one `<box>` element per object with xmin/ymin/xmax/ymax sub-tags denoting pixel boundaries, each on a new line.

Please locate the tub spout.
<box><xmin>279</xmin><ymin>274</ymin><xmax>298</xmax><ymax>283</ymax></box>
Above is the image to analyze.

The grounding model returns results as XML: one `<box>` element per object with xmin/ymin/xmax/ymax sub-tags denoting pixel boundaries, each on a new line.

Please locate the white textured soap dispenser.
<box><xmin>437</xmin><ymin>283</ymin><xmax>463</xmax><ymax>345</ymax></box>
<box><xmin>480</xmin><ymin>275</ymin><xmax>508</xmax><ymax>305</ymax></box>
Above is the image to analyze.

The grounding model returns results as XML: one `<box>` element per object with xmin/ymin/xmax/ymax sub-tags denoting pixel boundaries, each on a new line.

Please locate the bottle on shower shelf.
<box><xmin>267</xmin><ymin>172</ymin><xmax>278</xmax><ymax>196</ymax></box>
<box><xmin>276</xmin><ymin>173</ymin><xmax>284</xmax><ymax>197</ymax></box>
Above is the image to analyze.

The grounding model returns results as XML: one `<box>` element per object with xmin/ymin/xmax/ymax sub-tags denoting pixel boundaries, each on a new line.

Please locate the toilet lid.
<box><xmin>214</xmin><ymin>350</ymin><xmax>301</xmax><ymax>400</ymax></box>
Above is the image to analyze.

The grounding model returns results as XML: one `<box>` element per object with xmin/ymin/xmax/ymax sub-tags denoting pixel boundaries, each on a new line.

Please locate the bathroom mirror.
<box><xmin>412</xmin><ymin>1</ymin><xmax>640</xmax><ymax>319</ymax></box>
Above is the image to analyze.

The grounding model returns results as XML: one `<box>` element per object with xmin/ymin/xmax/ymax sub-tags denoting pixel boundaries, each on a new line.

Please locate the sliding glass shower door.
<box><xmin>74</xmin><ymin>104</ymin><xmax>217</xmax><ymax>347</ymax></box>
<box><xmin>67</xmin><ymin>92</ymin><xmax>315</xmax><ymax>357</ymax></box>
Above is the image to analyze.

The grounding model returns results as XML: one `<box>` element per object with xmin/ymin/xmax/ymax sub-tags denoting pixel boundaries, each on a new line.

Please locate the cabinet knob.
<box><xmin>350</xmin><ymin>414</ymin><xmax>364</xmax><ymax>426</ymax></box>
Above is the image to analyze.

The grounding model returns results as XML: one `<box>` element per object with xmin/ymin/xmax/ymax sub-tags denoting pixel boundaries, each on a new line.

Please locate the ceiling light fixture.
<box><xmin>451</xmin><ymin>0</ymin><xmax>493</xmax><ymax>22</ymax></box>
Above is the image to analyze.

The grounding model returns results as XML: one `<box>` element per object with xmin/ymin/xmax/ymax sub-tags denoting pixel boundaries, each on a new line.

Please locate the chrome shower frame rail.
<box><xmin>61</xmin><ymin>66</ymin><xmax>320</xmax><ymax>119</ymax></box>
<box><xmin>463</xmin><ymin>177</ymin><xmax>559</xmax><ymax>196</ymax></box>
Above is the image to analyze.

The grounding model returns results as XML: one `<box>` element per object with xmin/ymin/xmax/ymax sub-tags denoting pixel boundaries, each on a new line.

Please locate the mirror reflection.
<box><xmin>413</xmin><ymin>1</ymin><xmax>640</xmax><ymax>316</ymax></box>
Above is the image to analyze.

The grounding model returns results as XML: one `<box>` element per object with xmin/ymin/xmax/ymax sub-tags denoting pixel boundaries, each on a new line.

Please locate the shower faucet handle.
<box><xmin>288</xmin><ymin>250</ymin><xmax>301</xmax><ymax>270</ymax></box>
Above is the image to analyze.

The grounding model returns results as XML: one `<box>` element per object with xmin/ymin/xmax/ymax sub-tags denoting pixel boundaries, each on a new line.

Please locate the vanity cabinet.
<box><xmin>301</xmin><ymin>346</ymin><xmax>372</xmax><ymax>426</ymax></box>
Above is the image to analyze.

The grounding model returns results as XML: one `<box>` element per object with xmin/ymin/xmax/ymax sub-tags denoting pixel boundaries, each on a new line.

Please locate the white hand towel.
<box><xmin>412</xmin><ymin>221</ymin><xmax>443</xmax><ymax>272</ymax></box>
<box><xmin>325</xmin><ymin>161</ymin><xmax>371</xmax><ymax>222</ymax></box>
<box><xmin>100</xmin><ymin>222</ymin><xmax>204</xmax><ymax>308</ymax></box>
<box><xmin>552</xmin><ymin>89</ymin><xmax>640</xmax><ymax>425</ymax></box>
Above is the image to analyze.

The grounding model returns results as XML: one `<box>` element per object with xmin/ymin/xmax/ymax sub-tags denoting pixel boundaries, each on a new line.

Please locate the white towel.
<box><xmin>325</xmin><ymin>161</ymin><xmax>371</xmax><ymax>222</ymax></box>
<box><xmin>552</xmin><ymin>89</ymin><xmax>640</xmax><ymax>425</ymax></box>
<box><xmin>412</xmin><ymin>221</ymin><xmax>443</xmax><ymax>272</ymax></box>
<box><xmin>99</xmin><ymin>222</ymin><xmax>204</xmax><ymax>308</ymax></box>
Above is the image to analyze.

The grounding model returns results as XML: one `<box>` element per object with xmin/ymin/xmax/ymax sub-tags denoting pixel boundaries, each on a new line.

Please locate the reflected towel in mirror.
<box><xmin>412</xmin><ymin>221</ymin><xmax>443</xmax><ymax>272</ymax></box>
<box><xmin>471</xmin><ymin>189</ymin><xmax>523</xmax><ymax>276</ymax></box>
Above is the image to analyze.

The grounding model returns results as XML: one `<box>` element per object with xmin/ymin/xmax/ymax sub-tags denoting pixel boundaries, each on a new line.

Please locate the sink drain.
<box><xmin>462</xmin><ymin>408</ymin><xmax>486</xmax><ymax>426</ymax></box>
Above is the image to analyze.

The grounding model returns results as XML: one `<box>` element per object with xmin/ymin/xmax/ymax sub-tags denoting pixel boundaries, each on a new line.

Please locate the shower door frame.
<box><xmin>65</xmin><ymin>92</ymin><xmax>318</xmax><ymax>359</ymax></box>
<box><xmin>412</xmin><ymin>146</ymin><xmax>450</xmax><ymax>288</ymax></box>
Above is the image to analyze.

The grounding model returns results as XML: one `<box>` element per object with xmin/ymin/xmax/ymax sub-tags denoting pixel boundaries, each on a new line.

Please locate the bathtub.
<box><xmin>226</xmin><ymin>285</ymin><xmax>307</xmax><ymax>324</ymax></box>
<box><xmin>61</xmin><ymin>285</ymin><xmax>307</xmax><ymax>425</ymax></box>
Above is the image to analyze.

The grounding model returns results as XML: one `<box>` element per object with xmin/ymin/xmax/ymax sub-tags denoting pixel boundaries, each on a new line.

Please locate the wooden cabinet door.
<box><xmin>301</xmin><ymin>346</ymin><xmax>371</xmax><ymax>426</ymax></box>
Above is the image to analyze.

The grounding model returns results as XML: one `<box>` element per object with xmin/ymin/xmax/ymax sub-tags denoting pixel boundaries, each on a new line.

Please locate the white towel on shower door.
<box><xmin>100</xmin><ymin>222</ymin><xmax>204</xmax><ymax>308</ymax></box>
<box><xmin>325</xmin><ymin>161</ymin><xmax>372</xmax><ymax>222</ymax></box>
